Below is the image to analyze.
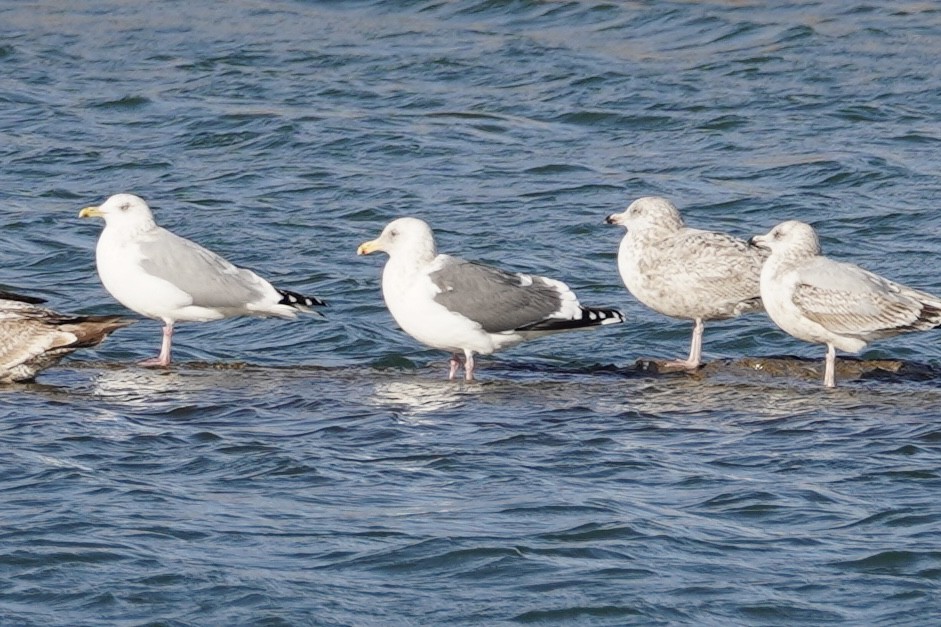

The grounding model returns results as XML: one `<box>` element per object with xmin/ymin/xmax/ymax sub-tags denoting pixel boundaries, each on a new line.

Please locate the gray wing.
<box><xmin>792</xmin><ymin>258</ymin><xmax>941</xmax><ymax>337</ymax></box>
<box><xmin>138</xmin><ymin>228</ymin><xmax>273</xmax><ymax>308</ymax></box>
<box><xmin>429</xmin><ymin>258</ymin><xmax>563</xmax><ymax>333</ymax></box>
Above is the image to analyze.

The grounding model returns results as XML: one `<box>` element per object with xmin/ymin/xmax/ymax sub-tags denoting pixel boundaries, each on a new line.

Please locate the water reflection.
<box><xmin>88</xmin><ymin>367</ymin><xmax>188</xmax><ymax>402</ymax></box>
<box><xmin>369</xmin><ymin>378</ymin><xmax>471</xmax><ymax>418</ymax></box>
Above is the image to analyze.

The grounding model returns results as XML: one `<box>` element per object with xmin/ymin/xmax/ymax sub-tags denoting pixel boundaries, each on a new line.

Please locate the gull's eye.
<box><xmin>389</xmin><ymin>229</ymin><xmax>398</xmax><ymax>238</ymax></box>
<box><xmin>120</xmin><ymin>203</ymin><xmax>130</xmax><ymax>212</ymax></box>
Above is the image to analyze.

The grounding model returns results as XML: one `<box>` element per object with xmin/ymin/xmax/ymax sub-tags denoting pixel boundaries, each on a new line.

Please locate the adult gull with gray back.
<box><xmin>357</xmin><ymin>217</ymin><xmax>624</xmax><ymax>381</ymax></box>
<box><xmin>750</xmin><ymin>220</ymin><xmax>941</xmax><ymax>387</ymax></box>
<box><xmin>606</xmin><ymin>196</ymin><xmax>766</xmax><ymax>370</ymax></box>
<box><xmin>0</xmin><ymin>289</ymin><xmax>132</xmax><ymax>382</ymax></box>
<box><xmin>79</xmin><ymin>194</ymin><xmax>325</xmax><ymax>367</ymax></box>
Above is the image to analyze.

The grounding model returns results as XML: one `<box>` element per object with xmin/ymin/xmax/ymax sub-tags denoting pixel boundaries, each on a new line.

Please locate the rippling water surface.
<box><xmin>2</xmin><ymin>1</ymin><xmax>941</xmax><ymax>624</ymax></box>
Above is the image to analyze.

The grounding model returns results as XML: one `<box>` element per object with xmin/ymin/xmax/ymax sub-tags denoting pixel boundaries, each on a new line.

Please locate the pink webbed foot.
<box><xmin>138</xmin><ymin>356</ymin><xmax>171</xmax><ymax>368</ymax></box>
<box><xmin>659</xmin><ymin>357</ymin><xmax>701</xmax><ymax>372</ymax></box>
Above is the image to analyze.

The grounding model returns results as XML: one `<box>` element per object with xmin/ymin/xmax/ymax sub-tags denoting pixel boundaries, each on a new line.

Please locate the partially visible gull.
<box><xmin>357</xmin><ymin>217</ymin><xmax>624</xmax><ymax>381</ymax></box>
<box><xmin>79</xmin><ymin>193</ymin><xmax>325</xmax><ymax>367</ymax></box>
<box><xmin>0</xmin><ymin>289</ymin><xmax>132</xmax><ymax>382</ymax></box>
<box><xmin>606</xmin><ymin>196</ymin><xmax>766</xmax><ymax>369</ymax></box>
<box><xmin>750</xmin><ymin>220</ymin><xmax>941</xmax><ymax>388</ymax></box>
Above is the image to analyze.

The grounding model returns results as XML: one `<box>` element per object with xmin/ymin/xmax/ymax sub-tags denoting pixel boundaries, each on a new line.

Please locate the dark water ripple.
<box><xmin>2</xmin><ymin>0</ymin><xmax>941</xmax><ymax>624</ymax></box>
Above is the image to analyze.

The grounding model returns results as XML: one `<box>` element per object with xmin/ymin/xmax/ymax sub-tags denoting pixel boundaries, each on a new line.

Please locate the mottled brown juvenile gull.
<box><xmin>357</xmin><ymin>217</ymin><xmax>624</xmax><ymax>381</ymax></box>
<box><xmin>750</xmin><ymin>220</ymin><xmax>941</xmax><ymax>388</ymax></box>
<box><xmin>79</xmin><ymin>193</ymin><xmax>325</xmax><ymax>367</ymax></box>
<box><xmin>0</xmin><ymin>289</ymin><xmax>132</xmax><ymax>382</ymax></box>
<box><xmin>605</xmin><ymin>196</ymin><xmax>766</xmax><ymax>369</ymax></box>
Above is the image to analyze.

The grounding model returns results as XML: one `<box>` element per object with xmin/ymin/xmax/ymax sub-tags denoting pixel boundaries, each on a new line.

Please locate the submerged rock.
<box><xmin>635</xmin><ymin>356</ymin><xmax>940</xmax><ymax>383</ymax></box>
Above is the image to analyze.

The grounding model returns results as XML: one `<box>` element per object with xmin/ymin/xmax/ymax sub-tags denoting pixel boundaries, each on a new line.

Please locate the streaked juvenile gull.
<box><xmin>0</xmin><ymin>289</ymin><xmax>132</xmax><ymax>382</ymax></box>
<box><xmin>79</xmin><ymin>193</ymin><xmax>325</xmax><ymax>367</ymax></box>
<box><xmin>750</xmin><ymin>220</ymin><xmax>941</xmax><ymax>388</ymax></box>
<box><xmin>605</xmin><ymin>196</ymin><xmax>766</xmax><ymax>370</ymax></box>
<box><xmin>357</xmin><ymin>217</ymin><xmax>624</xmax><ymax>381</ymax></box>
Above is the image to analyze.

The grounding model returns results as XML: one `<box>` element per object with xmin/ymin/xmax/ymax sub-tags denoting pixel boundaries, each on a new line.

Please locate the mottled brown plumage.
<box><xmin>0</xmin><ymin>290</ymin><xmax>133</xmax><ymax>382</ymax></box>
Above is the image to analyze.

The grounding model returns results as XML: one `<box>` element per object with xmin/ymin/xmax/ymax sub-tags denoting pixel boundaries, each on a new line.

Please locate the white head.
<box><xmin>749</xmin><ymin>220</ymin><xmax>821</xmax><ymax>259</ymax></box>
<box><xmin>79</xmin><ymin>193</ymin><xmax>157</xmax><ymax>232</ymax></box>
<box><xmin>605</xmin><ymin>196</ymin><xmax>685</xmax><ymax>233</ymax></box>
<box><xmin>357</xmin><ymin>217</ymin><xmax>437</xmax><ymax>262</ymax></box>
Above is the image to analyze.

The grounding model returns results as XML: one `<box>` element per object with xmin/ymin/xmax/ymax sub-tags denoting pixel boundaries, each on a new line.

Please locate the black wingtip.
<box><xmin>521</xmin><ymin>306</ymin><xmax>624</xmax><ymax>332</ymax></box>
<box><xmin>0</xmin><ymin>289</ymin><xmax>47</xmax><ymax>305</ymax></box>
<box><xmin>278</xmin><ymin>289</ymin><xmax>327</xmax><ymax>309</ymax></box>
<box><xmin>582</xmin><ymin>307</ymin><xmax>625</xmax><ymax>326</ymax></box>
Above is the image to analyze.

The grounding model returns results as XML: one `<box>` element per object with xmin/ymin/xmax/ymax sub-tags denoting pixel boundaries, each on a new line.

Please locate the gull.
<box><xmin>750</xmin><ymin>220</ymin><xmax>941</xmax><ymax>387</ymax></box>
<box><xmin>0</xmin><ymin>289</ymin><xmax>131</xmax><ymax>382</ymax></box>
<box><xmin>79</xmin><ymin>193</ymin><xmax>325</xmax><ymax>367</ymax></box>
<box><xmin>606</xmin><ymin>196</ymin><xmax>766</xmax><ymax>369</ymax></box>
<box><xmin>357</xmin><ymin>217</ymin><xmax>624</xmax><ymax>380</ymax></box>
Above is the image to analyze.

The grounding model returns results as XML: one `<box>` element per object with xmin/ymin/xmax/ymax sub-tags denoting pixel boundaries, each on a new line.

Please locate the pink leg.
<box><xmin>464</xmin><ymin>351</ymin><xmax>476</xmax><ymax>381</ymax></box>
<box><xmin>448</xmin><ymin>353</ymin><xmax>463</xmax><ymax>380</ymax></box>
<box><xmin>139</xmin><ymin>322</ymin><xmax>173</xmax><ymax>367</ymax></box>
<box><xmin>663</xmin><ymin>318</ymin><xmax>704</xmax><ymax>370</ymax></box>
<box><xmin>824</xmin><ymin>343</ymin><xmax>837</xmax><ymax>388</ymax></box>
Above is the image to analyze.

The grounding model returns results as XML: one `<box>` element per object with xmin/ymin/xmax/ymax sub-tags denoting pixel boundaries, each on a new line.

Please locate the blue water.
<box><xmin>2</xmin><ymin>1</ymin><xmax>941</xmax><ymax>624</ymax></box>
